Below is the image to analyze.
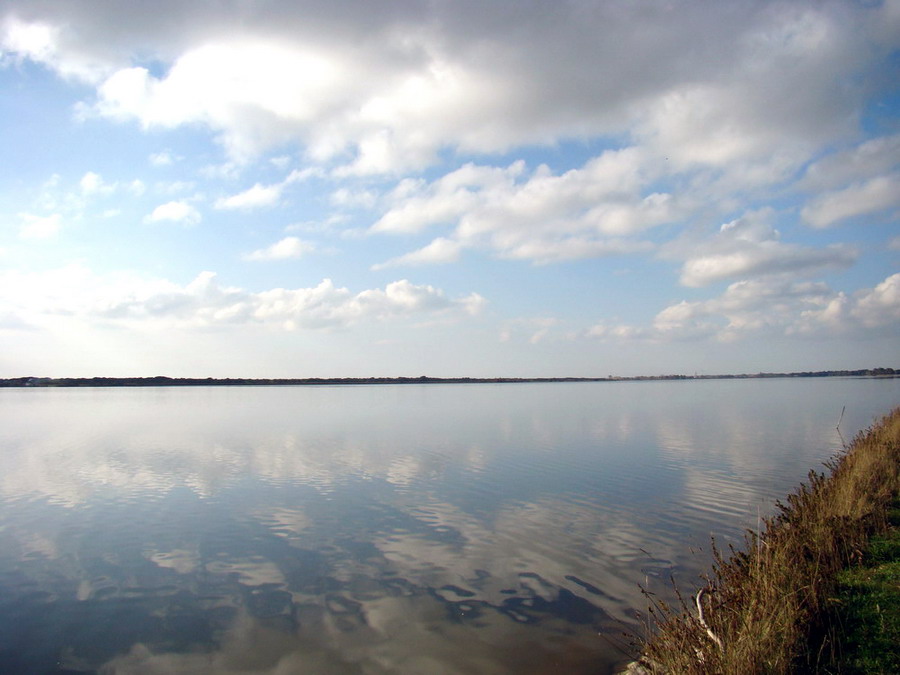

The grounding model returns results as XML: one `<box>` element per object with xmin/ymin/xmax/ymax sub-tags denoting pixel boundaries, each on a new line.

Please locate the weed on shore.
<box><xmin>632</xmin><ymin>408</ymin><xmax>900</xmax><ymax>674</ymax></box>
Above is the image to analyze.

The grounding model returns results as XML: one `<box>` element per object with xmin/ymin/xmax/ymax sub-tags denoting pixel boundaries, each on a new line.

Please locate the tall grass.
<box><xmin>633</xmin><ymin>407</ymin><xmax>900</xmax><ymax>674</ymax></box>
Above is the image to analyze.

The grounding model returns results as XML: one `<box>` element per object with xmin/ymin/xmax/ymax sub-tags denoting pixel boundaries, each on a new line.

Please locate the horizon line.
<box><xmin>2</xmin><ymin>368</ymin><xmax>897</xmax><ymax>387</ymax></box>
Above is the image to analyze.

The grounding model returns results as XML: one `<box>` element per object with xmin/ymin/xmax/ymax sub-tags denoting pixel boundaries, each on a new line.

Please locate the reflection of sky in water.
<box><xmin>0</xmin><ymin>379</ymin><xmax>897</xmax><ymax>673</ymax></box>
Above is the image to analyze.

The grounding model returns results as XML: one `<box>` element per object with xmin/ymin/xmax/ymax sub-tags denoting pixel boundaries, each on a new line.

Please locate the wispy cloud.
<box><xmin>144</xmin><ymin>200</ymin><xmax>201</xmax><ymax>225</ymax></box>
<box><xmin>149</xmin><ymin>150</ymin><xmax>177</xmax><ymax>166</ymax></box>
<box><xmin>215</xmin><ymin>182</ymin><xmax>283</xmax><ymax>210</ymax></box>
<box><xmin>372</xmin><ymin>237</ymin><xmax>461</xmax><ymax>270</ymax></box>
<box><xmin>18</xmin><ymin>212</ymin><xmax>62</xmax><ymax>240</ymax></box>
<box><xmin>215</xmin><ymin>168</ymin><xmax>320</xmax><ymax>210</ymax></box>
<box><xmin>244</xmin><ymin>236</ymin><xmax>315</xmax><ymax>261</ymax></box>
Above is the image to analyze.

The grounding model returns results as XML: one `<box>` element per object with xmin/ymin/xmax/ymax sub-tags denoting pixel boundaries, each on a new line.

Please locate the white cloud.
<box><xmin>371</xmin><ymin>151</ymin><xmax>672</xmax><ymax>264</ymax></box>
<box><xmin>497</xmin><ymin>237</ymin><xmax>653</xmax><ymax>265</ymax></box>
<box><xmin>144</xmin><ymin>200</ymin><xmax>201</xmax><ymax>225</ymax></box>
<box><xmin>2</xmin><ymin>17</ymin><xmax>57</xmax><ymax>62</ymax></box>
<box><xmin>587</xmin><ymin>273</ymin><xmax>900</xmax><ymax>344</ymax></box>
<box><xmin>0</xmin><ymin>266</ymin><xmax>485</xmax><ymax>332</ymax></box>
<box><xmin>372</xmin><ymin>237</ymin><xmax>462</xmax><ymax>270</ymax></box>
<box><xmin>671</xmin><ymin>211</ymin><xmax>857</xmax><ymax>287</ymax></box>
<box><xmin>79</xmin><ymin>171</ymin><xmax>110</xmax><ymax>195</ymax></box>
<box><xmin>3</xmin><ymin>1</ymin><xmax>889</xmax><ymax>173</ymax></box>
<box><xmin>330</xmin><ymin>187</ymin><xmax>378</xmax><ymax>210</ymax></box>
<box><xmin>154</xmin><ymin>180</ymin><xmax>195</xmax><ymax>195</ymax></box>
<box><xmin>499</xmin><ymin>317</ymin><xmax>560</xmax><ymax>345</ymax></box>
<box><xmin>76</xmin><ymin>171</ymin><xmax>143</xmax><ymax>199</ymax></box>
<box><xmin>852</xmin><ymin>273</ymin><xmax>900</xmax><ymax>328</ymax></box>
<box><xmin>215</xmin><ymin>182</ymin><xmax>283</xmax><ymax>210</ymax></box>
<box><xmin>655</xmin><ymin>278</ymin><xmax>837</xmax><ymax>342</ymax></box>
<box><xmin>149</xmin><ymin>151</ymin><xmax>176</xmax><ymax>166</ymax></box>
<box><xmin>585</xmin><ymin>323</ymin><xmax>648</xmax><ymax>341</ymax></box>
<box><xmin>789</xmin><ymin>274</ymin><xmax>900</xmax><ymax>336</ymax></box>
<box><xmin>244</xmin><ymin>237</ymin><xmax>315</xmax><ymax>261</ymax></box>
<box><xmin>801</xmin><ymin>173</ymin><xmax>900</xmax><ymax>228</ymax></box>
<box><xmin>1</xmin><ymin>1</ymin><xmax>898</xmax><ymax>372</ymax></box>
<box><xmin>680</xmin><ymin>245</ymin><xmax>856</xmax><ymax>288</ymax></box>
<box><xmin>18</xmin><ymin>212</ymin><xmax>61</xmax><ymax>240</ymax></box>
<box><xmin>214</xmin><ymin>168</ymin><xmax>318</xmax><ymax>210</ymax></box>
<box><xmin>372</xmin><ymin>163</ymin><xmax>514</xmax><ymax>235</ymax></box>
<box><xmin>800</xmin><ymin>134</ymin><xmax>900</xmax><ymax>191</ymax></box>
<box><xmin>0</xmin><ymin>15</ymin><xmax>118</xmax><ymax>83</ymax></box>
<box><xmin>285</xmin><ymin>214</ymin><xmax>350</xmax><ymax>235</ymax></box>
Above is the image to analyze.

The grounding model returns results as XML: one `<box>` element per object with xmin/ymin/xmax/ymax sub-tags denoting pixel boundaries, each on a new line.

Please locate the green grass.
<box><xmin>630</xmin><ymin>408</ymin><xmax>900</xmax><ymax>674</ymax></box>
<box><xmin>829</xmin><ymin>505</ymin><xmax>900</xmax><ymax>674</ymax></box>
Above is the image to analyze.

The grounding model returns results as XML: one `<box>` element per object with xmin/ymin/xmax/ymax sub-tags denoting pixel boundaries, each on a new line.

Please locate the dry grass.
<box><xmin>635</xmin><ymin>407</ymin><xmax>900</xmax><ymax>674</ymax></box>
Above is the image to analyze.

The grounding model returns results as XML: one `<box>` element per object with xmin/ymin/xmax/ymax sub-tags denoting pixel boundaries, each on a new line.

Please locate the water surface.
<box><xmin>0</xmin><ymin>378</ymin><xmax>897</xmax><ymax>673</ymax></box>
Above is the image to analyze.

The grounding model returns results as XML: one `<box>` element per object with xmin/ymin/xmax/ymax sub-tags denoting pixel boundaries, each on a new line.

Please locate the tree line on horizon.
<box><xmin>0</xmin><ymin>368</ymin><xmax>896</xmax><ymax>387</ymax></box>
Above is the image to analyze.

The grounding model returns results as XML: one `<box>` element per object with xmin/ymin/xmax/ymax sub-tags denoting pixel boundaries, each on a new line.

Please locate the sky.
<box><xmin>0</xmin><ymin>0</ymin><xmax>898</xmax><ymax>378</ymax></box>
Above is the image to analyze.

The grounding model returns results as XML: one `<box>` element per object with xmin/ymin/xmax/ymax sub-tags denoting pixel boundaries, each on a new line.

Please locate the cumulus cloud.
<box><xmin>794</xmin><ymin>273</ymin><xmax>900</xmax><ymax>335</ymax></box>
<box><xmin>587</xmin><ymin>273</ymin><xmax>900</xmax><ymax>344</ymax></box>
<box><xmin>1</xmin><ymin>0</ymin><xmax>898</xmax><ymax>368</ymax></box>
<box><xmin>370</xmin><ymin>150</ymin><xmax>672</xmax><ymax>264</ymax></box>
<box><xmin>79</xmin><ymin>171</ymin><xmax>110</xmax><ymax>195</ymax></box>
<box><xmin>652</xmin><ymin>278</ymin><xmax>836</xmax><ymax>342</ymax></box>
<box><xmin>2</xmin><ymin>1</ymin><xmax>892</xmax><ymax>171</ymax></box>
<box><xmin>671</xmin><ymin>211</ymin><xmax>857</xmax><ymax>287</ymax></box>
<box><xmin>0</xmin><ymin>266</ymin><xmax>485</xmax><ymax>331</ymax></box>
<box><xmin>244</xmin><ymin>237</ymin><xmax>315</xmax><ymax>261</ymax></box>
<box><xmin>144</xmin><ymin>200</ymin><xmax>201</xmax><ymax>225</ymax></box>
<box><xmin>852</xmin><ymin>273</ymin><xmax>900</xmax><ymax>328</ymax></box>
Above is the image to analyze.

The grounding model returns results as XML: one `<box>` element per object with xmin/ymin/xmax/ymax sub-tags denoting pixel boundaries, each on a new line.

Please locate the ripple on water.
<box><xmin>0</xmin><ymin>380</ymin><xmax>896</xmax><ymax>673</ymax></box>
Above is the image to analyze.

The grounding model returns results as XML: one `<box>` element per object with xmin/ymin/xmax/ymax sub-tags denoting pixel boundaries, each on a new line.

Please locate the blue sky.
<box><xmin>0</xmin><ymin>0</ymin><xmax>898</xmax><ymax>377</ymax></box>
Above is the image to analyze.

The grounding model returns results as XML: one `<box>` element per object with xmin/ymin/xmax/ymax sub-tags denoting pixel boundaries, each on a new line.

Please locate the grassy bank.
<box><xmin>630</xmin><ymin>407</ymin><xmax>900</xmax><ymax>674</ymax></box>
<box><xmin>829</xmin><ymin>501</ymin><xmax>900</xmax><ymax>673</ymax></box>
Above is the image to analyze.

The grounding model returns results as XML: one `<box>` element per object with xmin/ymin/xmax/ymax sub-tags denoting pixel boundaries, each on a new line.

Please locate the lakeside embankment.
<box><xmin>624</xmin><ymin>407</ymin><xmax>900</xmax><ymax>674</ymax></box>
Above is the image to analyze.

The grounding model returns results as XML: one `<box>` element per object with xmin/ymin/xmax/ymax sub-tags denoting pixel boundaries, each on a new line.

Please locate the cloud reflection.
<box><xmin>0</xmin><ymin>381</ymin><xmax>895</xmax><ymax>673</ymax></box>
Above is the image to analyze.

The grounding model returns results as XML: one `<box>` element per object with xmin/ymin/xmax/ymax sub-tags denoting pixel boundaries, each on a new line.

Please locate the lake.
<box><xmin>0</xmin><ymin>378</ymin><xmax>897</xmax><ymax>673</ymax></box>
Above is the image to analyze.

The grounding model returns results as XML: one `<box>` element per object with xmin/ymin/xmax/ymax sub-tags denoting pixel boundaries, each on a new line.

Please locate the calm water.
<box><xmin>0</xmin><ymin>378</ymin><xmax>897</xmax><ymax>674</ymax></box>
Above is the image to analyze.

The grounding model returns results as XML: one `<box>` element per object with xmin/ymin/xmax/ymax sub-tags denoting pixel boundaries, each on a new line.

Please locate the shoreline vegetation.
<box><xmin>0</xmin><ymin>368</ymin><xmax>897</xmax><ymax>387</ymax></box>
<box><xmin>623</xmin><ymin>406</ymin><xmax>900</xmax><ymax>674</ymax></box>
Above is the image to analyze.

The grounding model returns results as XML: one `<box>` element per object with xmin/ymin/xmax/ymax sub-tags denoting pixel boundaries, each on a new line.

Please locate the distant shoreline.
<box><xmin>1</xmin><ymin>369</ymin><xmax>897</xmax><ymax>387</ymax></box>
